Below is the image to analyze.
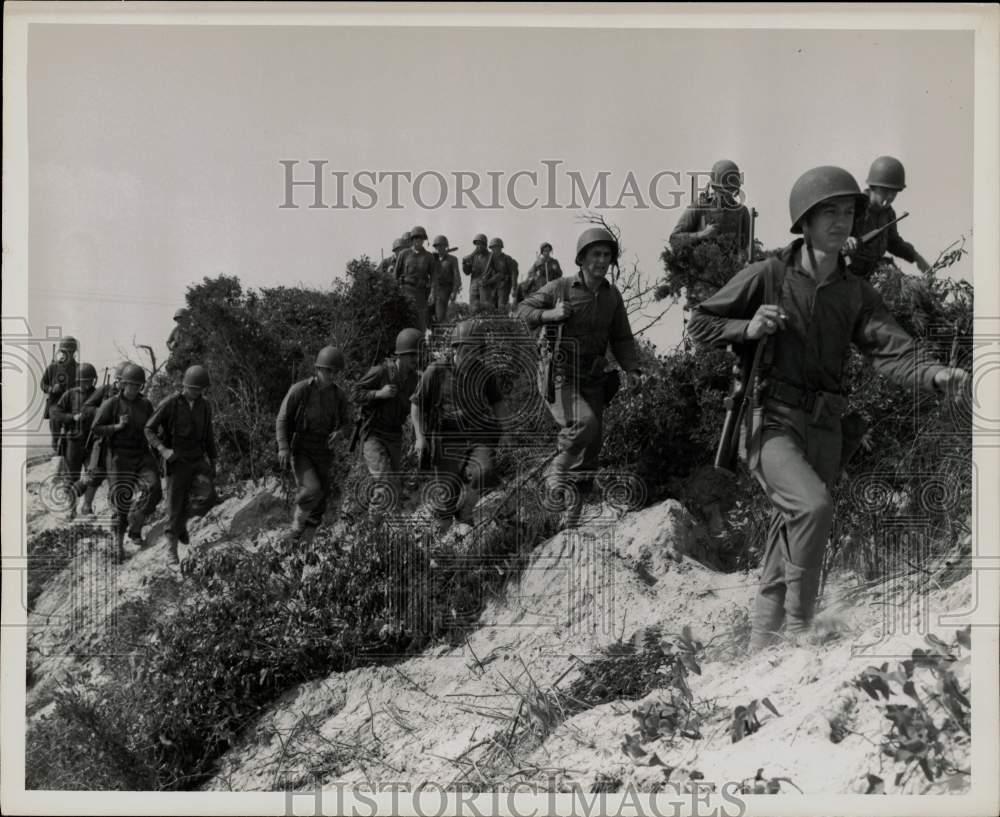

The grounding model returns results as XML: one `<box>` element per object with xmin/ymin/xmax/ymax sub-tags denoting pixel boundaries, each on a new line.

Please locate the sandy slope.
<box><xmin>24</xmin><ymin>459</ymin><xmax>971</xmax><ymax>795</ymax></box>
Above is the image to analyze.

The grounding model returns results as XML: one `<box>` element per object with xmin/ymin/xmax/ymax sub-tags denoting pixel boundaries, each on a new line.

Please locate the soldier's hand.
<box><xmin>543</xmin><ymin>302</ymin><xmax>572</xmax><ymax>323</ymax></box>
<box><xmin>73</xmin><ymin>413</ymin><xmax>83</xmax><ymax>423</ymax></box>
<box><xmin>916</xmin><ymin>255</ymin><xmax>933</xmax><ymax>274</ymax></box>
<box><xmin>278</xmin><ymin>450</ymin><xmax>291</xmax><ymax>470</ymax></box>
<box><xmin>933</xmin><ymin>368</ymin><xmax>971</xmax><ymax>406</ymax></box>
<box><xmin>376</xmin><ymin>384</ymin><xmax>398</xmax><ymax>399</ymax></box>
<box><xmin>115</xmin><ymin>416</ymin><xmax>129</xmax><ymax>431</ymax></box>
<box><xmin>160</xmin><ymin>447</ymin><xmax>177</xmax><ymax>463</ymax></box>
<box><xmin>698</xmin><ymin>223</ymin><xmax>719</xmax><ymax>239</ymax></box>
<box><xmin>413</xmin><ymin>436</ymin><xmax>429</xmax><ymax>461</ymax></box>
<box><xmin>843</xmin><ymin>236</ymin><xmax>859</xmax><ymax>253</ymax></box>
<box><xmin>745</xmin><ymin>305</ymin><xmax>788</xmax><ymax>341</ymax></box>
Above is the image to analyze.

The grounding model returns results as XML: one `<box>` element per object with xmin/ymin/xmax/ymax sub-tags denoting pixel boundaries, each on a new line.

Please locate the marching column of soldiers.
<box><xmin>43</xmin><ymin>154</ymin><xmax>969</xmax><ymax>651</ymax></box>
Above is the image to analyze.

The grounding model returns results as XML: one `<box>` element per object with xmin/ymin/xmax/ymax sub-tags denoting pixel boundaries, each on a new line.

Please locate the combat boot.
<box><xmin>79</xmin><ymin>484</ymin><xmax>97</xmax><ymax>517</ymax></box>
<box><xmin>112</xmin><ymin>530</ymin><xmax>127</xmax><ymax>563</ymax></box>
<box><xmin>164</xmin><ymin>534</ymin><xmax>180</xmax><ymax>566</ymax></box>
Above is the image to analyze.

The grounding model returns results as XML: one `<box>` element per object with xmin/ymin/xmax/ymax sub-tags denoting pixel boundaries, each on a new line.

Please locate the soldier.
<box><xmin>517</xmin><ymin>242</ymin><xmax>563</xmax><ymax>305</ymax></box>
<box><xmin>430</xmin><ymin>235</ymin><xmax>461</xmax><ymax>325</ymax></box>
<box><xmin>394</xmin><ymin>226</ymin><xmax>440</xmax><ymax>332</ymax></box>
<box><xmin>41</xmin><ymin>336</ymin><xmax>79</xmax><ymax>452</ymax></box>
<box><xmin>90</xmin><ymin>364</ymin><xmax>163</xmax><ymax>562</ymax></box>
<box><xmin>145</xmin><ymin>365</ymin><xmax>218</xmax><ymax>565</ymax></box>
<box><xmin>488</xmin><ymin>238</ymin><xmax>519</xmax><ymax>312</ymax></box>
<box><xmin>74</xmin><ymin>360</ymin><xmax>131</xmax><ymax>514</ymax></box>
<box><xmin>410</xmin><ymin>319</ymin><xmax>504</xmax><ymax>533</ymax></box>
<box><xmin>376</xmin><ymin>237</ymin><xmax>405</xmax><ymax>277</ymax></box>
<box><xmin>462</xmin><ymin>234</ymin><xmax>492</xmax><ymax>314</ymax></box>
<box><xmin>50</xmin><ymin>362</ymin><xmax>98</xmax><ymax>520</ymax></box>
<box><xmin>351</xmin><ymin>328</ymin><xmax>423</xmax><ymax>511</ymax></box>
<box><xmin>687</xmin><ymin>165</ymin><xmax>970</xmax><ymax>651</ymax></box>
<box><xmin>844</xmin><ymin>156</ymin><xmax>932</xmax><ymax>278</ymax></box>
<box><xmin>276</xmin><ymin>346</ymin><xmax>354</xmax><ymax>543</ymax></box>
<box><xmin>517</xmin><ymin>227</ymin><xmax>641</xmax><ymax>528</ymax></box>
<box><xmin>669</xmin><ymin>159</ymin><xmax>752</xmax><ymax>259</ymax></box>
<box><xmin>166</xmin><ymin>308</ymin><xmax>186</xmax><ymax>353</ymax></box>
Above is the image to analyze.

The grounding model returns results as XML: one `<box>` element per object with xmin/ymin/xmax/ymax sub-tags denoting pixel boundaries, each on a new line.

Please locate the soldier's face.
<box><xmin>869</xmin><ymin>186</ymin><xmax>897</xmax><ymax>209</ymax></box>
<box><xmin>397</xmin><ymin>352</ymin><xmax>418</xmax><ymax>374</ymax></box>
<box><xmin>414</xmin><ymin>238</ymin><xmax>425</xmax><ymax>250</ymax></box>
<box><xmin>580</xmin><ymin>244</ymin><xmax>614</xmax><ymax>278</ymax></box>
<box><xmin>56</xmin><ymin>351</ymin><xmax>69</xmax><ymax>364</ymax></box>
<box><xmin>315</xmin><ymin>366</ymin><xmax>336</xmax><ymax>386</ymax></box>
<box><xmin>474</xmin><ymin>241</ymin><xmax>487</xmax><ymax>252</ymax></box>
<box><xmin>122</xmin><ymin>382</ymin><xmax>141</xmax><ymax>400</ymax></box>
<box><xmin>183</xmin><ymin>385</ymin><xmax>205</xmax><ymax>400</ymax></box>
<box><xmin>804</xmin><ymin>196</ymin><xmax>856</xmax><ymax>254</ymax></box>
<box><xmin>541</xmin><ymin>247</ymin><xmax>551</xmax><ymax>257</ymax></box>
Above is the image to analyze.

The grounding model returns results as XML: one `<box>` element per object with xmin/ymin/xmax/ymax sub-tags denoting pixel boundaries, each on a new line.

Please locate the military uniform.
<box><xmin>410</xmin><ymin>358</ymin><xmax>503</xmax><ymax>522</ymax></box>
<box><xmin>352</xmin><ymin>358</ymin><xmax>419</xmax><ymax>507</ymax></box>
<box><xmin>526</xmin><ymin>255</ymin><xmax>563</xmax><ymax>286</ymax></box>
<box><xmin>688</xmin><ymin>238</ymin><xmax>947</xmax><ymax>647</ymax></box>
<box><xmin>462</xmin><ymin>249</ymin><xmax>493</xmax><ymax>314</ymax></box>
<box><xmin>517</xmin><ymin>272</ymin><xmax>639</xmax><ymax>488</ymax></box>
<box><xmin>669</xmin><ymin>190</ymin><xmax>752</xmax><ymax>254</ymax></box>
<box><xmin>395</xmin><ymin>247</ymin><xmax>440</xmax><ymax>332</ymax></box>
<box><xmin>276</xmin><ymin>377</ymin><xmax>353</xmax><ymax>534</ymax></box>
<box><xmin>849</xmin><ymin>203</ymin><xmax>919</xmax><ymax>279</ymax></box>
<box><xmin>41</xmin><ymin>359</ymin><xmax>78</xmax><ymax>451</ymax></box>
<box><xmin>145</xmin><ymin>392</ymin><xmax>218</xmax><ymax>544</ymax></box>
<box><xmin>50</xmin><ymin>384</ymin><xmax>97</xmax><ymax>505</ymax></box>
<box><xmin>91</xmin><ymin>393</ymin><xmax>163</xmax><ymax>539</ymax></box>
<box><xmin>430</xmin><ymin>253</ymin><xmax>461</xmax><ymax>325</ymax></box>
<box><xmin>492</xmin><ymin>252</ymin><xmax>520</xmax><ymax>310</ymax></box>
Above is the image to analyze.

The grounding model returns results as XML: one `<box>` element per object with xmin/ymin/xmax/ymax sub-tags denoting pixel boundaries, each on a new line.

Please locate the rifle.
<box><xmin>537</xmin><ymin>309</ymin><xmax>564</xmax><ymax>404</ymax></box>
<box><xmin>749</xmin><ymin>207</ymin><xmax>758</xmax><ymax>258</ymax></box>
<box><xmin>102</xmin><ymin>366</ymin><xmax>110</xmax><ymax>388</ymax></box>
<box><xmin>859</xmin><ymin>211</ymin><xmax>909</xmax><ymax>244</ymax></box>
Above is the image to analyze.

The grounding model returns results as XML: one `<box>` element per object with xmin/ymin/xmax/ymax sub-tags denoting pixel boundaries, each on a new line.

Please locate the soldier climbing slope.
<box><xmin>687</xmin><ymin>165</ymin><xmax>970</xmax><ymax>652</ymax></box>
<box><xmin>145</xmin><ymin>364</ymin><xmax>218</xmax><ymax>565</ymax></box>
<box><xmin>394</xmin><ymin>226</ymin><xmax>440</xmax><ymax>332</ymax></box>
<box><xmin>50</xmin><ymin>362</ymin><xmax>98</xmax><ymax>521</ymax></box>
<box><xmin>430</xmin><ymin>235</ymin><xmax>461</xmax><ymax>325</ymax></box>
<box><xmin>488</xmin><ymin>237</ymin><xmax>519</xmax><ymax>312</ymax></box>
<box><xmin>90</xmin><ymin>364</ymin><xmax>163</xmax><ymax>562</ymax></box>
<box><xmin>351</xmin><ymin>328</ymin><xmax>423</xmax><ymax>512</ymax></box>
<box><xmin>41</xmin><ymin>336</ymin><xmax>79</xmax><ymax>453</ymax></box>
<box><xmin>410</xmin><ymin>319</ymin><xmax>504</xmax><ymax>534</ymax></box>
<box><xmin>844</xmin><ymin>155</ymin><xmax>932</xmax><ymax>278</ymax></box>
<box><xmin>517</xmin><ymin>227</ymin><xmax>642</xmax><ymax>529</ymax></box>
<box><xmin>276</xmin><ymin>346</ymin><xmax>354</xmax><ymax>544</ymax></box>
<box><xmin>670</xmin><ymin>159</ymin><xmax>752</xmax><ymax>261</ymax></box>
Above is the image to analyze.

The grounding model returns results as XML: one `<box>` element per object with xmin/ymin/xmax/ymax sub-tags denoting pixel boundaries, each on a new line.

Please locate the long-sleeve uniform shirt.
<box><xmin>687</xmin><ymin>239</ymin><xmax>944</xmax><ymax>396</ymax></box>
<box><xmin>848</xmin><ymin>202</ymin><xmax>918</xmax><ymax>279</ymax></box>
<box><xmin>411</xmin><ymin>359</ymin><xmax>504</xmax><ymax>439</ymax></box>
<box><xmin>669</xmin><ymin>191</ymin><xmax>751</xmax><ymax>253</ymax></box>
<box><xmin>431</xmin><ymin>254</ymin><xmax>462</xmax><ymax>299</ymax></box>
<box><xmin>276</xmin><ymin>378</ymin><xmax>353</xmax><ymax>456</ymax></box>
<box><xmin>51</xmin><ymin>386</ymin><xmax>98</xmax><ymax>442</ymax></box>
<box><xmin>517</xmin><ymin>273</ymin><xmax>640</xmax><ymax>382</ymax></box>
<box><xmin>462</xmin><ymin>250</ymin><xmax>491</xmax><ymax>281</ymax></box>
<box><xmin>92</xmin><ymin>395</ymin><xmax>157</xmax><ymax>452</ymax></box>
<box><xmin>352</xmin><ymin>359</ymin><xmax>419</xmax><ymax>441</ymax></box>
<box><xmin>41</xmin><ymin>360</ymin><xmax>78</xmax><ymax>419</ymax></box>
<box><xmin>145</xmin><ymin>393</ymin><xmax>218</xmax><ymax>462</ymax></box>
<box><xmin>394</xmin><ymin>247</ymin><xmax>441</xmax><ymax>291</ymax></box>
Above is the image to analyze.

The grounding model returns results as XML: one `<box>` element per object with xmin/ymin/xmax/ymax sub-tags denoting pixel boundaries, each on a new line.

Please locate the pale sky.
<box><xmin>27</xmin><ymin>23</ymin><xmax>974</xmax><ymax>370</ymax></box>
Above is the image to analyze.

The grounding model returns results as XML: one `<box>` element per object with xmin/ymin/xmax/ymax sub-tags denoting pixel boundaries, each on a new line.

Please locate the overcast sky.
<box><xmin>27</xmin><ymin>23</ymin><xmax>974</xmax><ymax>370</ymax></box>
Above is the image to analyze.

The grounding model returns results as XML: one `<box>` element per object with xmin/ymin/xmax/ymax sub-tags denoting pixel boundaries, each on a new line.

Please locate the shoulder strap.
<box><xmin>760</xmin><ymin>258</ymin><xmax>787</xmax><ymax>371</ymax></box>
<box><xmin>293</xmin><ymin>379</ymin><xmax>313</xmax><ymax>432</ymax></box>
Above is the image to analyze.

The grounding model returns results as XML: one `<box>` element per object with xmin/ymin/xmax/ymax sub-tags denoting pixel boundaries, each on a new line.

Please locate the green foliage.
<box><xmin>855</xmin><ymin>628</ymin><xmax>971</xmax><ymax>787</ymax></box>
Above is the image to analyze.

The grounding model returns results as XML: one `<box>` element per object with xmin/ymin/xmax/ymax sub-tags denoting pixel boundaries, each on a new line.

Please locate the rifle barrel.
<box><xmin>860</xmin><ymin>211</ymin><xmax>909</xmax><ymax>244</ymax></box>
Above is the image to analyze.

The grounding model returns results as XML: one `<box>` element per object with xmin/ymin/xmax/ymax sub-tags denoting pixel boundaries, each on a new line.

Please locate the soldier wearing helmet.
<box><xmin>376</xmin><ymin>236</ymin><xmax>406</xmax><ymax>277</ymax></box>
<box><xmin>351</xmin><ymin>327</ymin><xmax>423</xmax><ymax>511</ymax></box>
<box><xmin>669</xmin><ymin>159</ymin><xmax>752</xmax><ymax>260</ymax></box>
<box><xmin>519</xmin><ymin>242</ymin><xmax>564</xmax><ymax>304</ymax></box>
<box><xmin>145</xmin><ymin>364</ymin><xmax>218</xmax><ymax>564</ymax></box>
<box><xmin>91</xmin><ymin>363</ymin><xmax>163</xmax><ymax>561</ymax></box>
<box><xmin>429</xmin><ymin>235</ymin><xmax>461</xmax><ymax>325</ymax></box>
<box><xmin>462</xmin><ymin>234</ymin><xmax>492</xmax><ymax>314</ymax></box>
<box><xmin>41</xmin><ymin>336</ymin><xmax>80</xmax><ymax>452</ymax></box>
<box><xmin>75</xmin><ymin>360</ymin><xmax>132</xmax><ymax>513</ymax></box>
<box><xmin>844</xmin><ymin>156</ymin><xmax>931</xmax><ymax>278</ymax></box>
<box><xmin>410</xmin><ymin>319</ymin><xmax>505</xmax><ymax>533</ymax></box>
<box><xmin>484</xmin><ymin>238</ymin><xmax>519</xmax><ymax>312</ymax></box>
<box><xmin>394</xmin><ymin>226</ymin><xmax>441</xmax><ymax>332</ymax></box>
<box><xmin>517</xmin><ymin>227</ymin><xmax>642</xmax><ymax>528</ymax></box>
<box><xmin>166</xmin><ymin>308</ymin><xmax>187</xmax><ymax>353</ymax></box>
<box><xmin>687</xmin><ymin>165</ymin><xmax>970</xmax><ymax>652</ymax></box>
<box><xmin>275</xmin><ymin>345</ymin><xmax>354</xmax><ymax>543</ymax></box>
<box><xmin>50</xmin><ymin>362</ymin><xmax>99</xmax><ymax>520</ymax></box>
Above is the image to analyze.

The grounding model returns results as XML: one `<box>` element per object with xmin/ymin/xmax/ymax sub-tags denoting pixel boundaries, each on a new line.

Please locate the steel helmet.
<box><xmin>788</xmin><ymin>166</ymin><xmax>867</xmax><ymax>234</ymax></box>
<box><xmin>58</xmin><ymin>336</ymin><xmax>78</xmax><ymax>352</ymax></box>
<box><xmin>391</xmin><ymin>237</ymin><xmax>406</xmax><ymax>253</ymax></box>
<box><xmin>410</xmin><ymin>225</ymin><xmax>428</xmax><ymax>240</ymax></box>
<box><xmin>432</xmin><ymin>234</ymin><xmax>448</xmax><ymax>248</ymax></box>
<box><xmin>119</xmin><ymin>363</ymin><xmax>147</xmax><ymax>386</ymax></box>
<box><xmin>866</xmin><ymin>155</ymin><xmax>906</xmax><ymax>191</ymax></box>
<box><xmin>78</xmin><ymin>363</ymin><xmax>98</xmax><ymax>382</ymax></box>
<box><xmin>575</xmin><ymin>226</ymin><xmax>619</xmax><ymax>266</ymax></box>
<box><xmin>114</xmin><ymin>360</ymin><xmax>131</xmax><ymax>380</ymax></box>
<box><xmin>710</xmin><ymin>159</ymin><xmax>742</xmax><ymax>190</ymax></box>
<box><xmin>488</xmin><ymin>237</ymin><xmax>503</xmax><ymax>249</ymax></box>
<box><xmin>315</xmin><ymin>345</ymin><xmax>345</xmax><ymax>371</ymax></box>
<box><xmin>401</xmin><ymin>231</ymin><xmax>412</xmax><ymax>243</ymax></box>
<box><xmin>540</xmin><ymin>242</ymin><xmax>553</xmax><ymax>253</ymax></box>
<box><xmin>182</xmin><ymin>364</ymin><xmax>211</xmax><ymax>389</ymax></box>
<box><xmin>173</xmin><ymin>308</ymin><xmax>186</xmax><ymax>321</ymax></box>
<box><xmin>450</xmin><ymin>319</ymin><xmax>483</xmax><ymax>348</ymax></box>
<box><xmin>472</xmin><ymin>233</ymin><xmax>488</xmax><ymax>246</ymax></box>
<box><xmin>395</xmin><ymin>327</ymin><xmax>424</xmax><ymax>355</ymax></box>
